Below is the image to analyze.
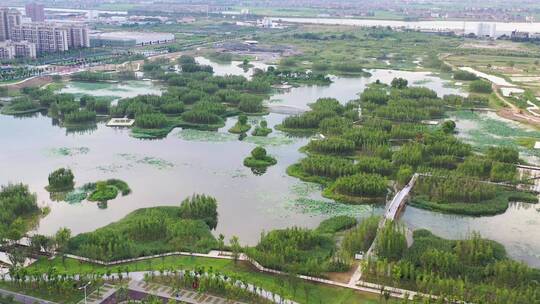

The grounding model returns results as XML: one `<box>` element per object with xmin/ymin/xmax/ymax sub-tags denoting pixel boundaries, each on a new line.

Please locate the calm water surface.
<box><xmin>1</xmin><ymin>60</ymin><xmax>539</xmax><ymax>267</ymax></box>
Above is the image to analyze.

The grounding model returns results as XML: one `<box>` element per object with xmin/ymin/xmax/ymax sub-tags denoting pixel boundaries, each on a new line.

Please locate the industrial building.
<box><xmin>90</xmin><ymin>31</ymin><xmax>174</xmax><ymax>48</ymax></box>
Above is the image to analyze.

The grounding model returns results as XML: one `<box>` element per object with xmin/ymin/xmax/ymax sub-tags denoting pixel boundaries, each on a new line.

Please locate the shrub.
<box><xmin>251</xmin><ymin>120</ymin><xmax>272</xmax><ymax>136</ymax></box>
<box><xmin>486</xmin><ymin>146</ymin><xmax>519</xmax><ymax>163</ymax></box>
<box><xmin>160</xmin><ymin>102</ymin><xmax>185</xmax><ymax>114</ymax></box>
<box><xmin>469</xmin><ymin>80</ymin><xmax>492</xmax><ymax>93</ymax></box>
<box><xmin>307</xmin><ymin>138</ymin><xmax>356</xmax><ymax>155</ymax></box>
<box><xmin>181</xmin><ymin>110</ymin><xmax>222</xmax><ymax>124</ymax></box>
<box><xmin>331</xmin><ymin>173</ymin><xmax>388</xmax><ymax>197</ymax></box>
<box><xmin>453</xmin><ymin>70</ymin><xmax>478</xmax><ymax>81</ymax></box>
<box><xmin>64</xmin><ymin>110</ymin><xmax>96</xmax><ymax>124</ymax></box>
<box><xmin>238</xmin><ymin>98</ymin><xmax>263</xmax><ymax>113</ymax></box>
<box><xmin>135</xmin><ymin>113</ymin><xmax>169</xmax><ymax>129</ymax></box>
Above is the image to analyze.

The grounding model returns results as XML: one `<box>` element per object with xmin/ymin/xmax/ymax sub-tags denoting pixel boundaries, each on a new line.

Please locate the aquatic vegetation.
<box><xmin>285</xmin><ymin>198</ymin><xmax>373</xmax><ymax>217</ymax></box>
<box><xmin>176</xmin><ymin>129</ymin><xmax>236</xmax><ymax>142</ymax></box>
<box><xmin>63</xmin><ymin>189</ymin><xmax>88</xmax><ymax>204</ymax></box>
<box><xmin>88</xmin><ymin>182</ymin><xmax>118</xmax><ymax>202</ymax></box>
<box><xmin>117</xmin><ymin>153</ymin><xmax>174</xmax><ymax>169</ymax></box>
<box><xmin>59</xmin><ymin>179</ymin><xmax>131</xmax><ymax>205</ymax></box>
<box><xmin>243</xmin><ymin>134</ymin><xmax>296</xmax><ymax>147</ymax></box>
<box><xmin>47</xmin><ymin>147</ymin><xmax>90</xmax><ymax>157</ymax></box>
<box><xmin>451</xmin><ymin>110</ymin><xmax>540</xmax><ymax>161</ymax></box>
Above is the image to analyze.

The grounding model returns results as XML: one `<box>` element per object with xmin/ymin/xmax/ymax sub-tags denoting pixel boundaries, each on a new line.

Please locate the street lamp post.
<box><xmin>78</xmin><ymin>282</ymin><xmax>92</xmax><ymax>304</ymax></box>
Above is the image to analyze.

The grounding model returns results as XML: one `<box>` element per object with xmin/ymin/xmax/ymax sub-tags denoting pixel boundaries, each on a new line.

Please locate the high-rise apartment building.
<box><xmin>0</xmin><ymin>40</ymin><xmax>36</xmax><ymax>59</ymax></box>
<box><xmin>0</xmin><ymin>8</ymin><xmax>22</xmax><ymax>41</ymax></box>
<box><xmin>65</xmin><ymin>25</ymin><xmax>90</xmax><ymax>49</ymax></box>
<box><xmin>0</xmin><ymin>41</ymin><xmax>15</xmax><ymax>59</ymax></box>
<box><xmin>25</xmin><ymin>2</ymin><xmax>45</xmax><ymax>22</ymax></box>
<box><xmin>13</xmin><ymin>40</ymin><xmax>37</xmax><ymax>58</ymax></box>
<box><xmin>10</xmin><ymin>23</ymin><xmax>89</xmax><ymax>54</ymax></box>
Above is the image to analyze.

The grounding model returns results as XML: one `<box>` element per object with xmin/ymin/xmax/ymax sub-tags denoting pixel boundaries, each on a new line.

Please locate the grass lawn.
<box><xmin>28</xmin><ymin>256</ymin><xmax>402</xmax><ymax>304</ymax></box>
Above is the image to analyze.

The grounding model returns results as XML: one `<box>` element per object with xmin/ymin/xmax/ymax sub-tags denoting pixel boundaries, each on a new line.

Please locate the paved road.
<box><xmin>0</xmin><ymin>287</ymin><xmax>56</xmax><ymax>304</ymax></box>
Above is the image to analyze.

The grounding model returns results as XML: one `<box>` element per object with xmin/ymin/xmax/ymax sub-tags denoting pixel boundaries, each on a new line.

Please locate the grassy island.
<box><xmin>1</xmin><ymin>96</ymin><xmax>45</xmax><ymax>115</ymax></box>
<box><xmin>323</xmin><ymin>173</ymin><xmax>388</xmax><ymax>204</ymax></box>
<box><xmin>251</xmin><ymin>120</ymin><xmax>272</xmax><ymax>136</ymax></box>
<box><xmin>243</xmin><ymin>146</ymin><xmax>277</xmax><ymax>168</ymax></box>
<box><xmin>411</xmin><ymin>174</ymin><xmax>538</xmax><ymax>216</ymax></box>
<box><xmin>67</xmin><ymin>194</ymin><xmax>218</xmax><ymax>261</ymax></box>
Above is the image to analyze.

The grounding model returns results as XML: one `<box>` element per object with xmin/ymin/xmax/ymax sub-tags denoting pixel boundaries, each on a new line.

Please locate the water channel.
<box><xmin>1</xmin><ymin>58</ymin><xmax>539</xmax><ymax>267</ymax></box>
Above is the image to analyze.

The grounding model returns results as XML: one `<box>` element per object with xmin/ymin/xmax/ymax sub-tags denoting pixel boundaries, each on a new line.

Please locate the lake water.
<box><xmin>270</xmin><ymin>17</ymin><xmax>540</xmax><ymax>36</ymax></box>
<box><xmin>1</xmin><ymin>59</ymin><xmax>539</xmax><ymax>267</ymax></box>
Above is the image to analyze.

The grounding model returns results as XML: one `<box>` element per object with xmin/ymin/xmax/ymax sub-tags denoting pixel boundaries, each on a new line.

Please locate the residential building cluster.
<box><xmin>0</xmin><ymin>5</ymin><xmax>89</xmax><ymax>60</ymax></box>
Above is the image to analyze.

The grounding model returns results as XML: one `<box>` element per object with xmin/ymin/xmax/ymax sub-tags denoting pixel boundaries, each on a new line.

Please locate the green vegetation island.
<box><xmin>282</xmin><ymin>80</ymin><xmax>537</xmax><ymax>212</ymax></box>
<box><xmin>243</xmin><ymin>146</ymin><xmax>277</xmax><ymax>168</ymax></box>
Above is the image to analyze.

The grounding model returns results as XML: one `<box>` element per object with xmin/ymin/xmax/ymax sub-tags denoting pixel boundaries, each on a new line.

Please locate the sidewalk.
<box><xmin>0</xmin><ymin>287</ymin><xmax>56</xmax><ymax>304</ymax></box>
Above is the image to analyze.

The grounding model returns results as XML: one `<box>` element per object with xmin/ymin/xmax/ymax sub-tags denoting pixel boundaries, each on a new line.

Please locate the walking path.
<box><xmin>79</xmin><ymin>284</ymin><xmax>117</xmax><ymax>304</ymax></box>
<box><xmin>128</xmin><ymin>279</ymin><xmax>247</xmax><ymax>304</ymax></box>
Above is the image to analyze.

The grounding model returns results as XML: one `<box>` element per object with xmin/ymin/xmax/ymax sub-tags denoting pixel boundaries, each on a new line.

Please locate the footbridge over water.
<box><xmin>364</xmin><ymin>173</ymin><xmax>419</xmax><ymax>258</ymax></box>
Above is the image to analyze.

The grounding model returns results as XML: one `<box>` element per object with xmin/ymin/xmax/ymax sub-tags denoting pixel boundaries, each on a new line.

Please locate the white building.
<box><xmin>476</xmin><ymin>23</ymin><xmax>496</xmax><ymax>38</ymax></box>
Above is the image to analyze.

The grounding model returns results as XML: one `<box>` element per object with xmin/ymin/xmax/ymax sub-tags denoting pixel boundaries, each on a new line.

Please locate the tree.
<box><xmin>251</xmin><ymin>146</ymin><xmax>267</xmax><ymax>160</ymax></box>
<box><xmin>218</xmin><ymin>234</ymin><xmax>225</xmax><ymax>255</ymax></box>
<box><xmin>47</xmin><ymin>168</ymin><xmax>75</xmax><ymax>192</ymax></box>
<box><xmin>391</xmin><ymin>78</ymin><xmax>408</xmax><ymax>89</ymax></box>
<box><xmin>441</xmin><ymin>120</ymin><xmax>456</xmax><ymax>134</ymax></box>
<box><xmin>238</xmin><ymin>114</ymin><xmax>248</xmax><ymax>125</ymax></box>
<box><xmin>230</xmin><ymin>236</ymin><xmax>241</xmax><ymax>264</ymax></box>
<box><xmin>55</xmin><ymin>227</ymin><xmax>72</xmax><ymax>264</ymax></box>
